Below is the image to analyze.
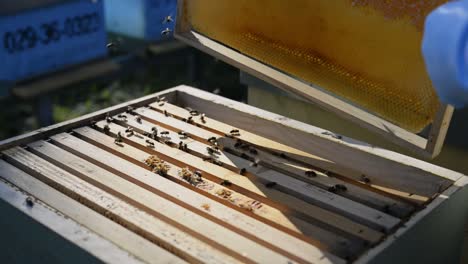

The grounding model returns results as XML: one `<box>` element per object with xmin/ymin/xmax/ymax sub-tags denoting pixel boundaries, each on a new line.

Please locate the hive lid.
<box><xmin>174</xmin><ymin>0</ymin><xmax>453</xmax><ymax>159</ymax></box>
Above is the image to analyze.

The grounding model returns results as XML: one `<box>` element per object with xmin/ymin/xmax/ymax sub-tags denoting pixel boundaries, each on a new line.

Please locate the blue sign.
<box><xmin>104</xmin><ymin>0</ymin><xmax>177</xmax><ymax>41</ymax></box>
<box><xmin>0</xmin><ymin>0</ymin><xmax>108</xmax><ymax>82</ymax></box>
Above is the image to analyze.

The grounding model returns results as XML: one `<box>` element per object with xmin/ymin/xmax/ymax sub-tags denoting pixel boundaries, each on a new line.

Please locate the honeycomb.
<box><xmin>184</xmin><ymin>0</ymin><xmax>448</xmax><ymax>132</ymax></box>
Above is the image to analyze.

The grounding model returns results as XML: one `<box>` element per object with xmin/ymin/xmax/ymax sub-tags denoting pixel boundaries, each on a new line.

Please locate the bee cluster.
<box><xmin>179</xmin><ymin>167</ymin><xmax>203</xmax><ymax>185</ymax></box>
<box><xmin>145</xmin><ymin>155</ymin><xmax>171</xmax><ymax>176</ymax></box>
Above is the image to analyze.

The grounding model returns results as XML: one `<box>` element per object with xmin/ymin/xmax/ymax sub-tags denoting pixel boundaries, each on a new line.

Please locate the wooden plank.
<box><xmin>0</xmin><ymin>171</ymin><xmax>143</xmax><ymax>264</ymax></box>
<box><xmin>73</xmin><ymin>126</ymin><xmax>383</xmax><ymax>246</ymax></box>
<box><xmin>0</xmin><ymin>86</ymin><xmax>180</xmax><ymax>152</ymax></box>
<box><xmin>426</xmin><ymin>105</ymin><xmax>454</xmax><ymax>158</ymax></box>
<box><xmin>174</xmin><ymin>24</ymin><xmax>453</xmax><ymax>159</ymax></box>
<box><xmin>169</xmin><ymin>86</ymin><xmax>463</xmax><ymax>196</ymax></box>
<box><xmin>119</xmin><ymin>113</ymin><xmax>402</xmax><ymax>226</ymax></box>
<box><xmin>219</xmin><ymin>137</ymin><xmax>416</xmax><ymax>217</ymax></box>
<box><xmin>93</xmin><ymin>120</ymin><xmax>397</xmax><ymax>232</ymax></box>
<box><xmin>124</xmin><ymin>110</ymin><xmax>414</xmax><ymax>215</ymax></box>
<box><xmin>3</xmin><ymin>147</ymin><xmax>242</xmax><ymax>264</ymax></box>
<box><xmin>27</xmin><ymin>141</ymin><xmax>321</xmax><ymax>264</ymax></box>
<box><xmin>50</xmin><ymin>132</ymin><xmax>355</xmax><ymax>260</ymax></box>
<box><xmin>0</xmin><ymin>160</ymin><xmax>186</xmax><ymax>264</ymax></box>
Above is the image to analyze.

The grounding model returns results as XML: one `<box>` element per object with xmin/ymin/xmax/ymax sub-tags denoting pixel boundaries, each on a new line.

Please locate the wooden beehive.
<box><xmin>0</xmin><ymin>85</ymin><xmax>467</xmax><ymax>264</ymax></box>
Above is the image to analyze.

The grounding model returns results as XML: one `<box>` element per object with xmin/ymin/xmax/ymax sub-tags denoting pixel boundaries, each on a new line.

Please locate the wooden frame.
<box><xmin>0</xmin><ymin>85</ymin><xmax>466</xmax><ymax>263</ymax></box>
<box><xmin>173</xmin><ymin>0</ymin><xmax>453</xmax><ymax>159</ymax></box>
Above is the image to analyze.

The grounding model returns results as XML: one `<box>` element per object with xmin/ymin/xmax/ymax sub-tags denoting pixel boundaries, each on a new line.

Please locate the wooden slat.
<box><xmin>73</xmin><ymin>127</ymin><xmax>383</xmax><ymax>246</ymax></box>
<box><xmin>0</xmin><ymin>86</ymin><xmax>179</xmax><ymax>152</ymax></box>
<box><xmin>3</xmin><ymin>147</ymin><xmax>242</xmax><ymax>264</ymax></box>
<box><xmin>149</xmin><ymin>93</ymin><xmax>460</xmax><ymax>197</ymax></box>
<box><xmin>27</xmin><ymin>141</ymin><xmax>323</xmax><ymax>264</ymax></box>
<box><xmin>426</xmin><ymin>105</ymin><xmax>454</xmax><ymax>158</ymax></box>
<box><xmin>130</xmin><ymin>108</ymin><xmax>399</xmax><ymax>231</ymax></box>
<box><xmin>120</xmin><ymin>112</ymin><xmax>413</xmax><ymax>217</ymax></box>
<box><xmin>0</xmin><ymin>160</ymin><xmax>186</xmax><ymax>264</ymax></box>
<box><xmin>49</xmin><ymin>132</ymin><xmax>351</xmax><ymax>261</ymax></box>
<box><xmin>0</xmin><ymin>174</ymin><xmax>143</xmax><ymax>264</ymax></box>
<box><xmin>219</xmin><ymin>138</ymin><xmax>416</xmax><ymax>217</ymax></box>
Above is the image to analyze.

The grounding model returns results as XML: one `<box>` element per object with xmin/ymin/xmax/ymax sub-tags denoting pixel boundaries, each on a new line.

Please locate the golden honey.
<box><xmin>184</xmin><ymin>0</ymin><xmax>448</xmax><ymax>132</ymax></box>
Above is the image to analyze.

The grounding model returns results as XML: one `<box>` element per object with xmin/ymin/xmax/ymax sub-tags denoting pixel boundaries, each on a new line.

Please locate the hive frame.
<box><xmin>174</xmin><ymin>0</ymin><xmax>453</xmax><ymax>159</ymax></box>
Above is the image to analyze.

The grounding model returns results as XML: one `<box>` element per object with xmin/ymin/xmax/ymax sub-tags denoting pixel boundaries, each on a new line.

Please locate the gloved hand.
<box><xmin>423</xmin><ymin>0</ymin><xmax>468</xmax><ymax>108</ymax></box>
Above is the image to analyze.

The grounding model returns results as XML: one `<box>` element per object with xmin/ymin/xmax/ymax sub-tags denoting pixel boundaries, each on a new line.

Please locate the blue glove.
<box><xmin>423</xmin><ymin>0</ymin><xmax>468</xmax><ymax>108</ymax></box>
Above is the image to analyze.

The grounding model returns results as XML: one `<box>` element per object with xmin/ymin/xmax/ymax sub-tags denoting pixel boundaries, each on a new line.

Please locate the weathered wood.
<box><xmin>28</xmin><ymin>140</ymin><xmax>321</xmax><ymax>264</ymax></box>
<box><xmin>93</xmin><ymin>120</ymin><xmax>397</xmax><ymax>232</ymax></box>
<box><xmin>3</xmin><ymin>147</ymin><xmax>242</xmax><ymax>264</ymax></box>
<box><xmin>219</xmin><ymin>137</ymin><xmax>416</xmax><ymax>217</ymax></box>
<box><xmin>73</xmin><ymin>126</ymin><xmax>383</xmax><ymax>245</ymax></box>
<box><xmin>0</xmin><ymin>160</ymin><xmax>186</xmax><ymax>264</ymax></box>
<box><xmin>171</xmin><ymin>87</ymin><xmax>463</xmax><ymax>196</ymax></box>
<box><xmin>0</xmin><ymin>167</ymin><xmax>144</xmax><ymax>264</ymax></box>
<box><xmin>119</xmin><ymin>113</ymin><xmax>400</xmax><ymax>229</ymax></box>
<box><xmin>0</xmin><ymin>87</ymin><xmax>180</xmax><ymax>152</ymax></box>
<box><xmin>426</xmin><ymin>105</ymin><xmax>454</xmax><ymax>159</ymax></box>
<box><xmin>49</xmin><ymin>132</ymin><xmax>352</xmax><ymax>261</ymax></box>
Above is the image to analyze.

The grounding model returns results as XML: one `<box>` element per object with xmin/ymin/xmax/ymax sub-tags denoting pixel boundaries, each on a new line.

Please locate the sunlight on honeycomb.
<box><xmin>184</xmin><ymin>0</ymin><xmax>448</xmax><ymax>132</ymax></box>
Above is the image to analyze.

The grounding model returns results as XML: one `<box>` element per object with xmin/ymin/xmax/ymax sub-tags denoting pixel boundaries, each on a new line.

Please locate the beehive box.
<box><xmin>0</xmin><ymin>0</ymin><xmax>107</xmax><ymax>82</ymax></box>
<box><xmin>0</xmin><ymin>85</ymin><xmax>467</xmax><ymax>264</ymax></box>
<box><xmin>104</xmin><ymin>0</ymin><xmax>177</xmax><ymax>41</ymax></box>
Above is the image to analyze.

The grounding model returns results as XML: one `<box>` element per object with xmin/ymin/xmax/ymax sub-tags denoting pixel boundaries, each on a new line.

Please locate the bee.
<box><xmin>159</xmin><ymin>102</ymin><xmax>165</xmax><ymax>107</ymax></box>
<box><xmin>178</xmin><ymin>141</ymin><xmax>185</xmax><ymax>150</ymax></box>
<box><xmin>230</xmin><ymin>129</ymin><xmax>240</xmax><ymax>136</ymax></box>
<box><xmin>361</xmin><ymin>175</ymin><xmax>371</xmax><ymax>184</ymax></box>
<box><xmin>117</xmin><ymin>114</ymin><xmax>128</xmax><ymax>121</ymax></box>
<box><xmin>206</xmin><ymin>147</ymin><xmax>218</xmax><ymax>155</ymax></box>
<box><xmin>25</xmin><ymin>197</ymin><xmax>34</xmax><ymax>207</ymax></box>
<box><xmin>184</xmin><ymin>144</ymin><xmax>188</xmax><ymax>151</ymax></box>
<box><xmin>200</xmin><ymin>113</ymin><xmax>206</xmax><ymax>123</ymax></box>
<box><xmin>239</xmin><ymin>168</ymin><xmax>247</xmax><ymax>175</ymax></box>
<box><xmin>114</xmin><ymin>132</ymin><xmax>123</xmax><ymax>144</ymax></box>
<box><xmin>234</xmin><ymin>140</ymin><xmax>243</xmax><ymax>148</ymax></box>
<box><xmin>160</xmin><ymin>131</ymin><xmax>170</xmax><ymax>136</ymax></box>
<box><xmin>186</xmin><ymin>116</ymin><xmax>193</xmax><ymax>123</ymax></box>
<box><xmin>207</xmin><ymin>137</ymin><xmax>217</xmax><ymax>145</ymax></box>
<box><xmin>103</xmin><ymin>124</ymin><xmax>110</xmax><ymax>133</ymax></box>
<box><xmin>178</xmin><ymin>131</ymin><xmax>188</xmax><ymax>138</ymax></box>
<box><xmin>328</xmin><ymin>184</ymin><xmax>347</xmax><ymax>193</ymax></box>
<box><xmin>151</xmin><ymin>127</ymin><xmax>158</xmax><ymax>139</ymax></box>
<box><xmin>322</xmin><ymin>131</ymin><xmax>342</xmax><ymax>140</ymax></box>
<box><xmin>305</xmin><ymin>170</ymin><xmax>317</xmax><ymax>178</ymax></box>
<box><xmin>135</xmin><ymin>115</ymin><xmax>142</xmax><ymax>123</ymax></box>
<box><xmin>90</xmin><ymin>120</ymin><xmax>97</xmax><ymax>127</ymax></box>
<box><xmin>125</xmin><ymin>127</ymin><xmax>134</xmax><ymax>137</ymax></box>
<box><xmin>126</xmin><ymin>106</ymin><xmax>134</xmax><ymax>114</ymax></box>
<box><xmin>146</xmin><ymin>139</ymin><xmax>155</xmax><ymax>148</ymax></box>
<box><xmin>189</xmin><ymin>110</ymin><xmax>199</xmax><ymax>116</ymax></box>
<box><xmin>105</xmin><ymin>113</ymin><xmax>114</xmax><ymax>123</ymax></box>
<box><xmin>249</xmin><ymin>161</ymin><xmax>258</xmax><ymax>167</ymax></box>
<box><xmin>194</xmin><ymin>170</ymin><xmax>203</xmax><ymax>181</ymax></box>
<box><xmin>161</xmin><ymin>28</ymin><xmax>172</xmax><ymax>36</ymax></box>
<box><xmin>164</xmin><ymin>110</ymin><xmax>169</xmax><ymax>117</ymax></box>
<box><xmin>220</xmin><ymin>180</ymin><xmax>232</xmax><ymax>187</ymax></box>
